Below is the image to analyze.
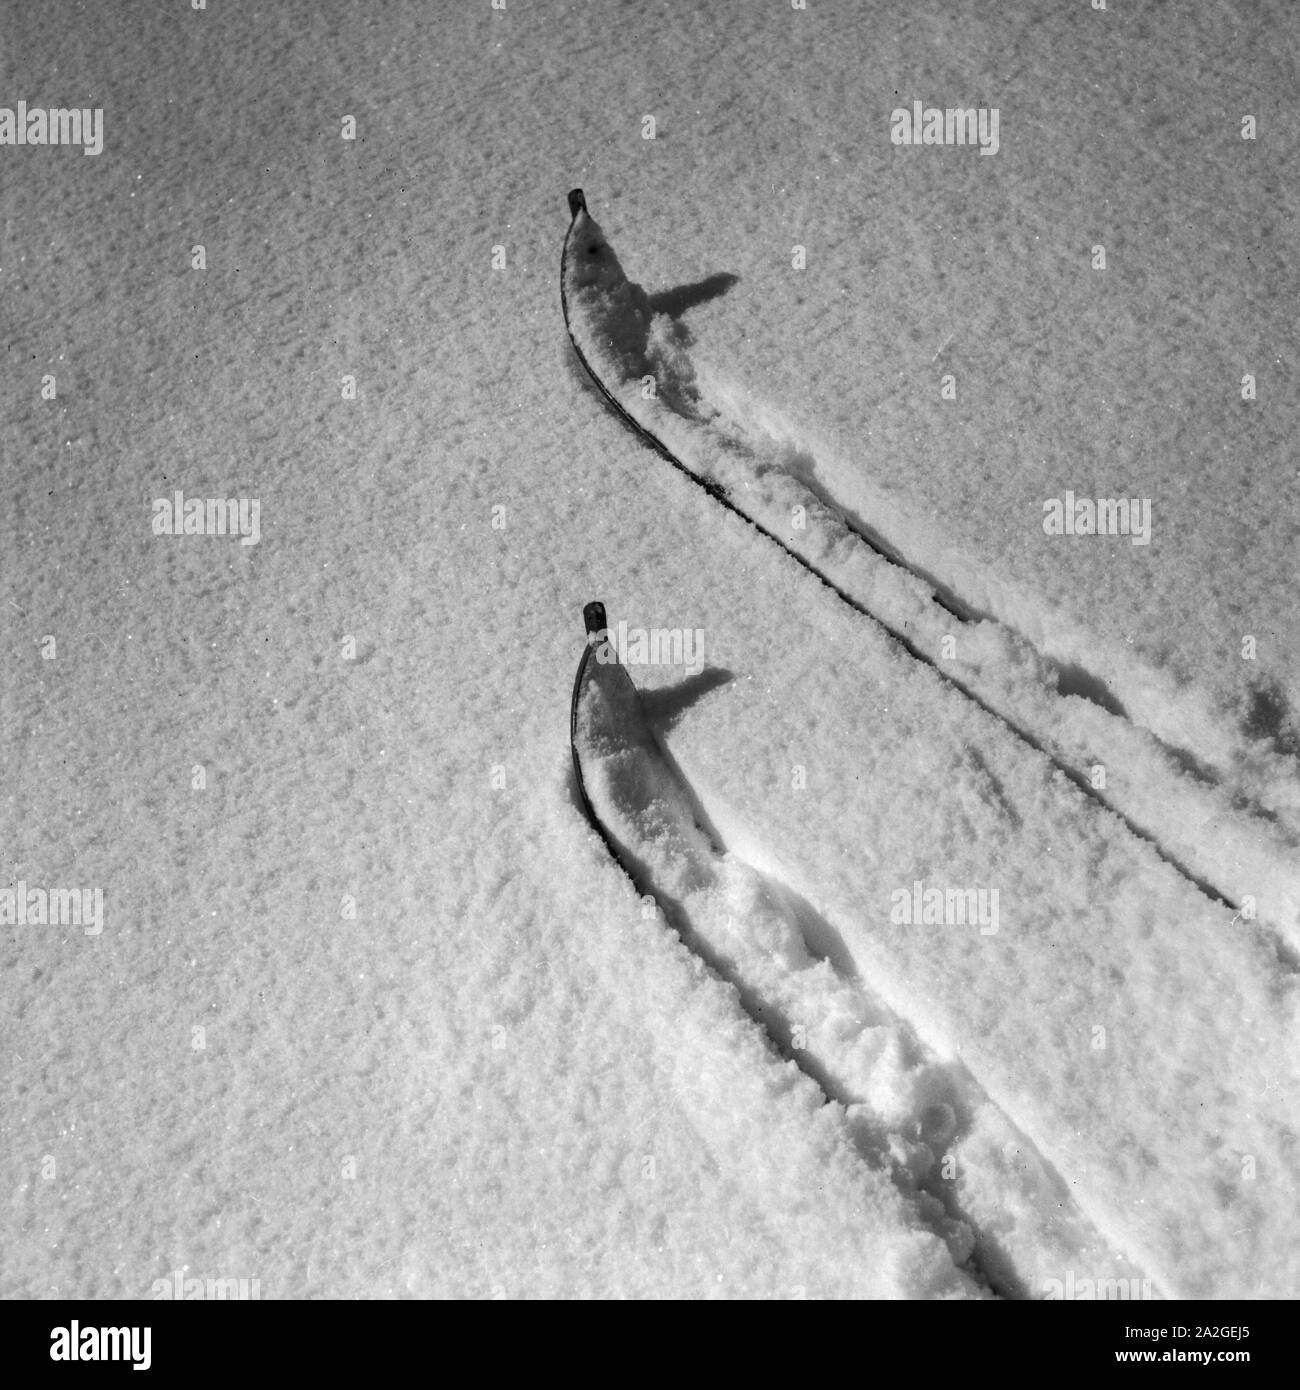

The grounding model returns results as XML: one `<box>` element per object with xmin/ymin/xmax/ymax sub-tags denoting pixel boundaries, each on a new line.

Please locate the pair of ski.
<box><xmin>562</xmin><ymin>184</ymin><xmax>957</xmax><ymax>863</ymax></box>
<box><xmin>562</xmin><ymin>188</ymin><xmax>1268</xmax><ymax>933</ymax></box>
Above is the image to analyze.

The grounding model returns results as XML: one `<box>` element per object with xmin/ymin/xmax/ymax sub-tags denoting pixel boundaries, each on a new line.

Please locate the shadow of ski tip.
<box><xmin>648</xmin><ymin>272</ymin><xmax>740</xmax><ymax>319</ymax></box>
<box><xmin>639</xmin><ymin>667</ymin><xmax>736</xmax><ymax>731</ymax></box>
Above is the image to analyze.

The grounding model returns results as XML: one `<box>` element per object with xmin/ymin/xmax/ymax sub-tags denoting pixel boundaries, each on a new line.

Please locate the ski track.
<box><xmin>561</xmin><ymin>191</ymin><xmax>1300</xmax><ymax>971</ymax></box>
<box><xmin>570</xmin><ymin>628</ymin><xmax>1159</xmax><ymax>1300</ymax></box>
<box><xmin>646</xmin><ymin>742</ymin><xmax>1163</xmax><ymax>1302</ymax></box>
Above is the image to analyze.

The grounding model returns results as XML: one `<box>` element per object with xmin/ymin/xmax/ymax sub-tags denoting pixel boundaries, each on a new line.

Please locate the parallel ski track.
<box><xmin>560</xmin><ymin>195</ymin><xmax>1240</xmax><ymax>919</ymax></box>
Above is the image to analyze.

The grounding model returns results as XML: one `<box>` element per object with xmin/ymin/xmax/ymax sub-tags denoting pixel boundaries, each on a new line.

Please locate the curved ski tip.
<box><xmin>582</xmin><ymin>600</ymin><xmax>607</xmax><ymax>635</ymax></box>
<box><xmin>567</xmin><ymin>188</ymin><xmax>587</xmax><ymax>218</ymax></box>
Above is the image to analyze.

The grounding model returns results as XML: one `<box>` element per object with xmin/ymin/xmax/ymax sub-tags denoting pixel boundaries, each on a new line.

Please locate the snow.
<box><xmin>2</xmin><ymin>0</ymin><xmax>1298</xmax><ymax>1301</ymax></box>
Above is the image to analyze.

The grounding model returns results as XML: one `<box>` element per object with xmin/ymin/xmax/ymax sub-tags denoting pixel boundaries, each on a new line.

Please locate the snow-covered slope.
<box><xmin>3</xmin><ymin>0</ymin><xmax>1297</xmax><ymax>1300</ymax></box>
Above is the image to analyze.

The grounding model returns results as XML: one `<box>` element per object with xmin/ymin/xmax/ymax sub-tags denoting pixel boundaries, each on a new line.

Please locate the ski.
<box><xmin>569</xmin><ymin>598</ymin><xmax>654</xmax><ymax>873</ymax></box>
<box><xmin>561</xmin><ymin>190</ymin><xmax>731</xmax><ymax>500</ymax></box>
<box><xmin>569</xmin><ymin>598</ymin><xmax>719</xmax><ymax>891</ymax></box>
<box><xmin>569</xmin><ymin>600</ymin><xmax>615</xmax><ymax>844</ymax></box>
<box><xmin>561</xmin><ymin>188</ymin><xmax>972</xmax><ymax>621</ymax></box>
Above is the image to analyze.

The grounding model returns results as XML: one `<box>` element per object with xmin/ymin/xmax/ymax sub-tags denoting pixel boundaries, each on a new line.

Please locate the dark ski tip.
<box><xmin>582</xmin><ymin>600</ymin><xmax>607</xmax><ymax>639</ymax></box>
<box><xmin>567</xmin><ymin>188</ymin><xmax>587</xmax><ymax>218</ymax></box>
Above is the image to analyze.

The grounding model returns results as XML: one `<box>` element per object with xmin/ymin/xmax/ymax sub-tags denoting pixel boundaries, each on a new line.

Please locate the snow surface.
<box><xmin>3</xmin><ymin>0</ymin><xmax>1298</xmax><ymax>1299</ymax></box>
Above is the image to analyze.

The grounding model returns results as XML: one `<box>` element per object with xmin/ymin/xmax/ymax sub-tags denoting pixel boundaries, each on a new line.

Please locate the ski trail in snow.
<box><xmin>570</xmin><ymin>618</ymin><xmax>1157</xmax><ymax>1300</ymax></box>
<box><xmin>666</xmin><ymin>360</ymin><xmax>1300</xmax><ymax>966</ymax></box>
<box><xmin>561</xmin><ymin>190</ymin><xmax>1300</xmax><ymax>966</ymax></box>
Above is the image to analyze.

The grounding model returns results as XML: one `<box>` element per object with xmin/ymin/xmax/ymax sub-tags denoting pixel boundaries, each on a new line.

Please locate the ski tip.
<box><xmin>582</xmin><ymin>600</ymin><xmax>607</xmax><ymax>637</ymax></box>
<box><xmin>567</xmin><ymin>188</ymin><xmax>587</xmax><ymax>218</ymax></box>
